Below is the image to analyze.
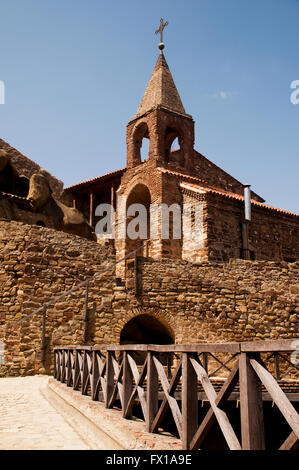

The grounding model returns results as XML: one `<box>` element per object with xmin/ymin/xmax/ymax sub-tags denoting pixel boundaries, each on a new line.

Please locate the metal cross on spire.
<box><xmin>155</xmin><ymin>18</ymin><xmax>168</xmax><ymax>50</ymax></box>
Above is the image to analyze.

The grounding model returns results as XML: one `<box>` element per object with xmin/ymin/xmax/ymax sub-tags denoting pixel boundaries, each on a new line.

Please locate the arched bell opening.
<box><xmin>132</xmin><ymin>122</ymin><xmax>150</xmax><ymax>165</ymax></box>
<box><xmin>164</xmin><ymin>126</ymin><xmax>185</xmax><ymax>167</ymax></box>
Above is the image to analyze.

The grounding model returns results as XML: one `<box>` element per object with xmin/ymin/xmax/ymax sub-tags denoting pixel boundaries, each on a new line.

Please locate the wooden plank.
<box><xmin>53</xmin><ymin>351</ymin><xmax>58</xmax><ymax>379</ymax></box>
<box><xmin>89</xmin><ymin>192</ymin><xmax>94</xmax><ymax>227</ymax></box>
<box><xmin>207</xmin><ymin>353</ymin><xmax>238</xmax><ymax>378</ymax></box>
<box><xmin>73</xmin><ymin>351</ymin><xmax>82</xmax><ymax>390</ymax></box>
<box><xmin>152</xmin><ymin>359</ymin><xmax>182</xmax><ymax>433</ymax></box>
<box><xmin>124</xmin><ymin>358</ymin><xmax>147</xmax><ymax>420</ymax></box>
<box><xmin>153</xmin><ymin>356</ymin><xmax>183</xmax><ymax>439</ymax></box>
<box><xmin>146</xmin><ymin>352</ymin><xmax>159</xmax><ymax>433</ymax></box>
<box><xmin>66</xmin><ymin>349</ymin><xmax>74</xmax><ymax>387</ymax></box>
<box><xmin>241</xmin><ymin>339</ymin><xmax>298</xmax><ymax>353</ymax></box>
<box><xmin>93</xmin><ymin>352</ymin><xmax>107</xmax><ymax>403</ymax></box>
<box><xmin>182</xmin><ymin>353</ymin><xmax>198</xmax><ymax>449</ymax></box>
<box><xmin>71</xmin><ymin>350</ymin><xmax>76</xmax><ymax>387</ymax></box>
<box><xmin>190</xmin><ymin>357</ymin><xmax>241</xmax><ymax>450</ymax></box>
<box><xmin>91</xmin><ymin>350</ymin><xmax>99</xmax><ymax>400</ymax></box>
<box><xmin>122</xmin><ymin>352</ymin><xmax>133</xmax><ymax>418</ymax></box>
<box><xmin>108</xmin><ymin>356</ymin><xmax>124</xmax><ymax>409</ymax></box>
<box><xmin>250</xmin><ymin>358</ymin><xmax>299</xmax><ymax>439</ymax></box>
<box><xmin>105</xmin><ymin>351</ymin><xmax>114</xmax><ymax>408</ymax></box>
<box><xmin>57</xmin><ymin>350</ymin><xmax>62</xmax><ymax>381</ymax></box>
<box><xmin>75</xmin><ymin>345</ymin><xmax>93</xmax><ymax>351</ymax></box>
<box><xmin>62</xmin><ymin>350</ymin><xmax>68</xmax><ymax>383</ymax></box>
<box><xmin>106</xmin><ymin>345</ymin><xmax>149</xmax><ymax>352</ymax></box>
<box><xmin>126</xmin><ymin>354</ymin><xmax>147</xmax><ymax>420</ymax></box>
<box><xmin>279</xmin><ymin>431</ymin><xmax>299</xmax><ymax>450</ymax></box>
<box><xmin>239</xmin><ymin>353</ymin><xmax>265</xmax><ymax>450</ymax></box>
<box><xmin>81</xmin><ymin>351</ymin><xmax>89</xmax><ymax>395</ymax></box>
<box><xmin>149</xmin><ymin>343</ymin><xmax>240</xmax><ymax>353</ymax></box>
<box><xmin>92</xmin><ymin>345</ymin><xmax>108</xmax><ymax>351</ymax></box>
<box><xmin>190</xmin><ymin>360</ymin><xmax>239</xmax><ymax>450</ymax></box>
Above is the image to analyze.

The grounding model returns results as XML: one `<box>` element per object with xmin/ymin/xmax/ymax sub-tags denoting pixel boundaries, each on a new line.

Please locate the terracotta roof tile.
<box><xmin>180</xmin><ymin>182</ymin><xmax>299</xmax><ymax>217</ymax></box>
<box><xmin>65</xmin><ymin>168</ymin><xmax>126</xmax><ymax>191</ymax></box>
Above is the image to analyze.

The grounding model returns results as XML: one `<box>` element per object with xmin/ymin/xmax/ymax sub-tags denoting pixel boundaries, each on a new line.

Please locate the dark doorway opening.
<box><xmin>120</xmin><ymin>314</ymin><xmax>174</xmax><ymax>345</ymax></box>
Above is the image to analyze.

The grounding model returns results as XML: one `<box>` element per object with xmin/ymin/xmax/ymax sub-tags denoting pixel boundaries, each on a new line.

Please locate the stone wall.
<box><xmin>128</xmin><ymin>257</ymin><xmax>298</xmax><ymax>344</ymax></box>
<box><xmin>206</xmin><ymin>194</ymin><xmax>299</xmax><ymax>262</ymax></box>
<box><xmin>0</xmin><ymin>219</ymin><xmax>298</xmax><ymax>376</ymax></box>
<box><xmin>0</xmin><ymin>220</ymin><xmax>116</xmax><ymax>375</ymax></box>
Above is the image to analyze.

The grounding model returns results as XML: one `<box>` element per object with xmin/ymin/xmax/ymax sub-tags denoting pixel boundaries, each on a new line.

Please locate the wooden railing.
<box><xmin>53</xmin><ymin>339</ymin><xmax>299</xmax><ymax>450</ymax></box>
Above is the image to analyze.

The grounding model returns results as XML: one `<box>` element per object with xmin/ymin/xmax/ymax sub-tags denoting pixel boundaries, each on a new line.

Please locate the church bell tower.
<box><xmin>126</xmin><ymin>19</ymin><xmax>195</xmax><ymax>171</ymax></box>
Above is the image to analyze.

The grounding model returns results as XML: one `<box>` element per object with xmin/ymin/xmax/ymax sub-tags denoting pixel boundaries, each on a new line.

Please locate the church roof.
<box><xmin>65</xmin><ymin>168</ymin><xmax>125</xmax><ymax>193</ymax></box>
<box><xmin>179</xmin><ymin>182</ymin><xmax>299</xmax><ymax>218</ymax></box>
<box><xmin>135</xmin><ymin>52</ymin><xmax>187</xmax><ymax>118</ymax></box>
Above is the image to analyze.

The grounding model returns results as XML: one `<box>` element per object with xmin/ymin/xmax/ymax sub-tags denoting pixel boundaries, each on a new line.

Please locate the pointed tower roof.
<box><xmin>134</xmin><ymin>51</ymin><xmax>187</xmax><ymax>118</ymax></box>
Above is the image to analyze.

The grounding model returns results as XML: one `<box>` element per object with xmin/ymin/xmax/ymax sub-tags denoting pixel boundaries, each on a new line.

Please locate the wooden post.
<box><xmin>82</xmin><ymin>350</ymin><xmax>88</xmax><ymax>395</ymax></box>
<box><xmin>182</xmin><ymin>353</ymin><xmax>198</xmax><ymax>449</ymax></box>
<box><xmin>89</xmin><ymin>192</ymin><xmax>94</xmax><ymax>227</ymax></box>
<box><xmin>146</xmin><ymin>351</ymin><xmax>159</xmax><ymax>432</ymax></box>
<box><xmin>66</xmin><ymin>349</ymin><xmax>73</xmax><ymax>387</ymax></box>
<box><xmin>239</xmin><ymin>352</ymin><xmax>265</xmax><ymax>449</ymax></box>
<box><xmin>91</xmin><ymin>350</ymin><xmax>99</xmax><ymax>401</ymax></box>
<box><xmin>122</xmin><ymin>352</ymin><xmax>133</xmax><ymax>418</ymax></box>
<box><xmin>111</xmin><ymin>186</ymin><xmax>114</xmax><ymax>209</ymax></box>
<box><xmin>167</xmin><ymin>353</ymin><xmax>172</xmax><ymax>379</ymax></box>
<box><xmin>203</xmin><ymin>352</ymin><xmax>208</xmax><ymax>373</ymax></box>
<box><xmin>54</xmin><ymin>350</ymin><xmax>58</xmax><ymax>379</ymax></box>
<box><xmin>105</xmin><ymin>351</ymin><xmax>114</xmax><ymax>408</ymax></box>
<box><xmin>274</xmin><ymin>353</ymin><xmax>281</xmax><ymax>380</ymax></box>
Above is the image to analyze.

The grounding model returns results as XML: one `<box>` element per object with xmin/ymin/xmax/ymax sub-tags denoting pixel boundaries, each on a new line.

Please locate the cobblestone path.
<box><xmin>0</xmin><ymin>376</ymin><xmax>90</xmax><ymax>450</ymax></box>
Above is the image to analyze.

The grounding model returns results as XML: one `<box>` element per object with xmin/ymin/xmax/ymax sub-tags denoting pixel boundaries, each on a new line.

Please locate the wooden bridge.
<box><xmin>54</xmin><ymin>339</ymin><xmax>299</xmax><ymax>450</ymax></box>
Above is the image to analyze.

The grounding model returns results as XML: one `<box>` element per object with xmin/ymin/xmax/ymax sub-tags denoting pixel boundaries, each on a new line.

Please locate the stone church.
<box><xmin>0</xmin><ymin>44</ymin><xmax>298</xmax><ymax>265</ymax></box>
<box><xmin>63</xmin><ymin>47</ymin><xmax>298</xmax><ymax>265</ymax></box>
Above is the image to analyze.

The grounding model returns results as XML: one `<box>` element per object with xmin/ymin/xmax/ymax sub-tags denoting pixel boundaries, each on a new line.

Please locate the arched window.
<box><xmin>132</xmin><ymin>122</ymin><xmax>150</xmax><ymax>165</ymax></box>
<box><xmin>164</xmin><ymin>126</ymin><xmax>184</xmax><ymax>167</ymax></box>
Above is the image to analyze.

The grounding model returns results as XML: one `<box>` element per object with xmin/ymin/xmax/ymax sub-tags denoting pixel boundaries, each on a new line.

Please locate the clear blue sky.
<box><xmin>0</xmin><ymin>0</ymin><xmax>298</xmax><ymax>213</ymax></box>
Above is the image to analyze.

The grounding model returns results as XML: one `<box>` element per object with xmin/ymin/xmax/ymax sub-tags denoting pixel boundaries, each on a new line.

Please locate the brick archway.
<box><xmin>125</xmin><ymin>183</ymin><xmax>151</xmax><ymax>256</ymax></box>
<box><xmin>120</xmin><ymin>313</ymin><xmax>174</xmax><ymax>345</ymax></box>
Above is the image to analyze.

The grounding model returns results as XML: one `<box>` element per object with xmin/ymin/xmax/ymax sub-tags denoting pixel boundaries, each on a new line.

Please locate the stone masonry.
<box><xmin>0</xmin><ymin>219</ymin><xmax>298</xmax><ymax>376</ymax></box>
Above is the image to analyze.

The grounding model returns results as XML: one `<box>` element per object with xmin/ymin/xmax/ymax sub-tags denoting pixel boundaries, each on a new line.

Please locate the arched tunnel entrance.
<box><xmin>120</xmin><ymin>314</ymin><xmax>174</xmax><ymax>365</ymax></box>
<box><xmin>120</xmin><ymin>314</ymin><xmax>174</xmax><ymax>345</ymax></box>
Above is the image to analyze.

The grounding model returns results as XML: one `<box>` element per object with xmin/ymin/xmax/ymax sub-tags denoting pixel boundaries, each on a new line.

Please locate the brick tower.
<box><xmin>126</xmin><ymin>49</ymin><xmax>195</xmax><ymax>171</ymax></box>
<box><xmin>115</xmin><ymin>43</ymin><xmax>197</xmax><ymax>267</ymax></box>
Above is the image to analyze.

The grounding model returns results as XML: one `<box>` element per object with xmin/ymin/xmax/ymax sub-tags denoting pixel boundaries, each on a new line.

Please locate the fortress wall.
<box><xmin>0</xmin><ymin>219</ymin><xmax>298</xmax><ymax>376</ymax></box>
<box><xmin>127</xmin><ymin>257</ymin><xmax>298</xmax><ymax>345</ymax></box>
<box><xmin>0</xmin><ymin>220</ymin><xmax>116</xmax><ymax>375</ymax></box>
